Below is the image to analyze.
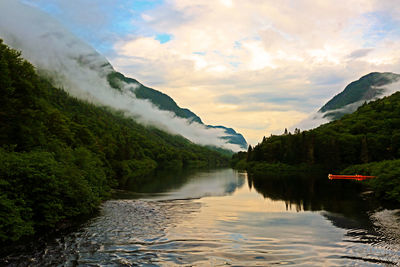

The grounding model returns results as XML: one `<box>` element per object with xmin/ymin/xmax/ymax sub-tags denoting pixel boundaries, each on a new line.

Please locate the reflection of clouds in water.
<box><xmin>17</xmin><ymin>200</ymin><xmax>203</xmax><ymax>266</ymax></box>
<box><xmin>143</xmin><ymin>169</ymin><xmax>245</xmax><ymax>200</ymax></box>
<box><xmin>180</xmin><ymin>169</ymin><xmax>244</xmax><ymax>199</ymax></box>
<box><xmin>3</xmin><ymin>169</ymin><xmax>400</xmax><ymax>266</ymax></box>
<box><xmin>225</xmin><ymin>175</ymin><xmax>245</xmax><ymax>194</ymax></box>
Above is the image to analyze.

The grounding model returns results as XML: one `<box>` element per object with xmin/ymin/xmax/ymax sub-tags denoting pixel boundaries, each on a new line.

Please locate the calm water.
<box><xmin>3</xmin><ymin>169</ymin><xmax>400</xmax><ymax>266</ymax></box>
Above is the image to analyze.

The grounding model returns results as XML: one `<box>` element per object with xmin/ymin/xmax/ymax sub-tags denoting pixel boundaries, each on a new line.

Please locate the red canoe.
<box><xmin>328</xmin><ymin>174</ymin><xmax>376</xmax><ymax>181</ymax></box>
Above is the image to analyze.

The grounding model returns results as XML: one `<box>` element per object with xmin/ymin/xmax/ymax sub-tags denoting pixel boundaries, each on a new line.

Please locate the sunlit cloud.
<box><xmin>19</xmin><ymin>0</ymin><xmax>400</xmax><ymax>144</ymax></box>
<box><xmin>0</xmin><ymin>0</ymin><xmax>244</xmax><ymax>151</ymax></box>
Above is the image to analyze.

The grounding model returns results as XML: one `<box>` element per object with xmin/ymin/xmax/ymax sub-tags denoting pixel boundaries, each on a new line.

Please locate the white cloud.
<box><xmin>106</xmin><ymin>0</ymin><xmax>400</xmax><ymax>144</ymax></box>
<box><xmin>0</xmin><ymin>0</ymin><xmax>242</xmax><ymax>151</ymax></box>
<box><xmin>294</xmin><ymin>78</ymin><xmax>400</xmax><ymax>132</ymax></box>
<box><xmin>17</xmin><ymin>0</ymin><xmax>400</xmax><ymax>145</ymax></box>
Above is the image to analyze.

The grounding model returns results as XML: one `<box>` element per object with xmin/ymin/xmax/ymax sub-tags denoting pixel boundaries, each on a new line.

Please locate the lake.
<box><xmin>3</xmin><ymin>168</ymin><xmax>400</xmax><ymax>266</ymax></box>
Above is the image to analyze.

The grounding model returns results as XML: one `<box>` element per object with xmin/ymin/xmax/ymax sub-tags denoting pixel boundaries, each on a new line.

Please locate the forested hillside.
<box><xmin>233</xmin><ymin>90</ymin><xmax>400</xmax><ymax>204</ymax></box>
<box><xmin>0</xmin><ymin>40</ymin><xmax>229</xmax><ymax>242</ymax></box>
<box><xmin>107</xmin><ymin>71</ymin><xmax>204</xmax><ymax>123</ymax></box>
<box><xmin>244</xmin><ymin>93</ymin><xmax>400</xmax><ymax>167</ymax></box>
<box><xmin>107</xmin><ymin>71</ymin><xmax>248</xmax><ymax>149</ymax></box>
<box><xmin>319</xmin><ymin>72</ymin><xmax>400</xmax><ymax>120</ymax></box>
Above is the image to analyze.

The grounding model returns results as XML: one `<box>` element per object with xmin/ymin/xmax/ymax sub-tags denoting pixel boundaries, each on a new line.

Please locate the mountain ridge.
<box><xmin>0</xmin><ymin>0</ymin><xmax>247</xmax><ymax>151</ymax></box>
<box><xmin>319</xmin><ymin>72</ymin><xmax>400</xmax><ymax>120</ymax></box>
<box><xmin>0</xmin><ymin>39</ymin><xmax>230</xmax><ymax>242</ymax></box>
<box><xmin>233</xmin><ymin>90</ymin><xmax>400</xmax><ymax>205</ymax></box>
<box><xmin>107</xmin><ymin>71</ymin><xmax>248</xmax><ymax>149</ymax></box>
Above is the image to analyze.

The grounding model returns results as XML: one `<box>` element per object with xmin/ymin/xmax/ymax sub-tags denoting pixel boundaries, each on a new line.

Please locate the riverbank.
<box><xmin>2</xmin><ymin>168</ymin><xmax>399</xmax><ymax>266</ymax></box>
<box><xmin>342</xmin><ymin>159</ymin><xmax>400</xmax><ymax>205</ymax></box>
<box><xmin>0</xmin><ymin>166</ymin><xmax>227</xmax><ymax>262</ymax></box>
<box><xmin>231</xmin><ymin>158</ymin><xmax>400</xmax><ymax>206</ymax></box>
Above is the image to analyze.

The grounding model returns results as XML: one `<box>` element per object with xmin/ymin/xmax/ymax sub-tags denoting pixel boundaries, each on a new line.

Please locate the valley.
<box><xmin>1</xmin><ymin>1</ymin><xmax>400</xmax><ymax>266</ymax></box>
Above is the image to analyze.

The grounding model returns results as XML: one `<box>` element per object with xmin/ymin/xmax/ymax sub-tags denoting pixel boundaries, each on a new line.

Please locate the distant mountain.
<box><xmin>237</xmin><ymin>89</ymin><xmax>400</xmax><ymax>204</ymax></box>
<box><xmin>319</xmin><ymin>72</ymin><xmax>400</xmax><ymax>120</ymax></box>
<box><xmin>107</xmin><ymin>71</ymin><xmax>248</xmax><ymax>149</ymax></box>
<box><xmin>0</xmin><ymin>0</ymin><xmax>247</xmax><ymax>151</ymax></box>
<box><xmin>107</xmin><ymin>72</ymin><xmax>203</xmax><ymax>123</ymax></box>
<box><xmin>206</xmin><ymin>125</ymin><xmax>247</xmax><ymax>149</ymax></box>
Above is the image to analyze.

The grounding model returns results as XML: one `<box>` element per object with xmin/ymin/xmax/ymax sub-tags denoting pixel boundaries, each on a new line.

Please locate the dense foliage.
<box><xmin>235</xmin><ymin>90</ymin><xmax>400</xmax><ymax>204</ymax></box>
<box><xmin>342</xmin><ymin>160</ymin><xmax>400</xmax><ymax>203</ymax></box>
<box><xmin>245</xmin><ymin>93</ymin><xmax>400</xmax><ymax>168</ymax></box>
<box><xmin>0</xmin><ymin>40</ymin><xmax>229</xmax><ymax>242</ymax></box>
<box><xmin>107</xmin><ymin>71</ymin><xmax>248</xmax><ymax>149</ymax></box>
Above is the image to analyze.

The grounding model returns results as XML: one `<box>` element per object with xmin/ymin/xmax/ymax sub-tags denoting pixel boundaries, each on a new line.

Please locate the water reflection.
<box><xmin>116</xmin><ymin>168</ymin><xmax>246</xmax><ymax>200</ymax></box>
<box><xmin>2</xmin><ymin>168</ymin><xmax>400</xmax><ymax>266</ymax></box>
<box><xmin>246</xmin><ymin>171</ymin><xmax>395</xmax><ymax>251</ymax></box>
<box><xmin>246</xmin><ymin>170</ymin><xmax>400</xmax><ymax>262</ymax></box>
<box><xmin>249</xmin><ymin>172</ymin><xmax>364</xmax><ymax>210</ymax></box>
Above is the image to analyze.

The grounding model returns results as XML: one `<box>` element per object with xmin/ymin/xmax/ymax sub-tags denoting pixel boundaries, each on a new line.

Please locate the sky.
<box><xmin>21</xmin><ymin>0</ymin><xmax>400</xmax><ymax>145</ymax></box>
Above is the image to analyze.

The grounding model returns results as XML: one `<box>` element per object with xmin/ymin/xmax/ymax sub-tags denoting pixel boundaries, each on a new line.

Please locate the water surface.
<box><xmin>4</xmin><ymin>169</ymin><xmax>400</xmax><ymax>266</ymax></box>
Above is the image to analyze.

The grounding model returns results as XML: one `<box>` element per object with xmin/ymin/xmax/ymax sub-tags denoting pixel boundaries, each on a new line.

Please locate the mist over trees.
<box><xmin>0</xmin><ymin>40</ymin><xmax>229</xmax><ymax>242</ymax></box>
<box><xmin>233</xmin><ymin>91</ymin><xmax>400</xmax><ymax>204</ymax></box>
<box><xmin>244</xmin><ymin>95</ymin><xmax>400</xmax><ymax>168</ymax></box>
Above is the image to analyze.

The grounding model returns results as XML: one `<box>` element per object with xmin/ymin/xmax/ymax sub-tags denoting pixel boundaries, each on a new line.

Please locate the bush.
<box><xmin>0</xmin><ymin>148</ymin><xmax>108</xmax><ymax>241</ymax></box>
<box><xmin>342</xmin><ymin>160</ymin><xmax>400</xmax><ymax>204</ymax></box>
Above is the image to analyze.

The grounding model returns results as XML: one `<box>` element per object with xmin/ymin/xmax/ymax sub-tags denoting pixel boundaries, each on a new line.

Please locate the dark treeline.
<box><xmin>235</xmin><ymin>93</ymin><xmax>400</xmax><ymax>169</ymax></box>
<box><xmin>232</xmin><ymin>91</ymin><xmax>400</xmax><ymax>204</ymax></box>
<box><xmin>0</xmin><ymin>40</ymin><xmax>229</xmax><ymax>243</ymax></box>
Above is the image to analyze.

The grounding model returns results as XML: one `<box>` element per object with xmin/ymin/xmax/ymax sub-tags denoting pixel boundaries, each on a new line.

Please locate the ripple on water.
<box><xmin>371</xmin><ymin>209</ymin><xmax>400</xmax><ymax>248</ymax></box>
<box><xmin>2</xmin><ymin>178</ymin><xmax>400</xmax><ymax>266</ymax></box>
<box><xmin>33</xmin><ymin>200</ymin><xmax>394</xmax><ymax>266</ymax></box>
<box><xmin>60</xmin><ymin>199</ymin><xmax>201</xmax><ymax>266</ymax></box>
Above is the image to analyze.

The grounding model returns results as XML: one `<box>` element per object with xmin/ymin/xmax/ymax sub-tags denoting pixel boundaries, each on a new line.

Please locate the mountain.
<box><xmin>107</xmin><ymin>72</ymin><xmax>203</xmax><ymax>124</ymax></box>
<box><xmin>207</xmin><ymin>125</ymin><xmax>247</xmax><ymax>148</ymax></box>
<box><xmin>235</xmin><ymin>90</ymin><xmax>400</xmax><ymax>204</ymax></box>
<box><xmin>0</xmin><ymin>0</ymin><xmax>247</xmax><ymax>151</ymax></box>
<box><xmin>107</xmin><ymin>72</ymin><xmax>248</xmax><ymax>149</ymax></box>
<box><xmin>319</xmin><ymin>72</ymin><xmax>400</xmax><ymax>120</ymax></box>
<box><xmin>0</xmin><ymin>40</ymin><xmax>231</xmax><ymax>242</ymax></box>
<box><xmin>245</xmin><ymin>90</ymin><xmax>400</xmax><ymax>167</ymax></box>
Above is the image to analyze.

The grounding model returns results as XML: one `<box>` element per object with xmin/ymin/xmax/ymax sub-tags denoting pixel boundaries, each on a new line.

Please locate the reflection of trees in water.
<box><xmin>122</xmin><ymin>168</ymin><xmax>193</xmax><ymax>193</ymax></box>
<box><xmin>247</xmin><ymin>171</ymin><xmax>374</xmax><ymax>227</ymax></box>
<box><xmin>122</xmin><ymin>168</ymin><xmax>246</xmax><ymax>197</ymax></box>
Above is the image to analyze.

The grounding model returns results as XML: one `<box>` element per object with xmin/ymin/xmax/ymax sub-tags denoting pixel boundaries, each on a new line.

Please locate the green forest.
<box><xmin>107</xmin><ymin>71</ymin><xmax>248</xmax><ymax>149</ymax></box>
<box><xmin>0</xmin><ymin>40</ymin><xmax>229</xmax><ymax>243</ymax></box>
<box><xmin>232</xmin><ymin>91</ymin><xmax>400</xmax><ymax>205</ymax></box>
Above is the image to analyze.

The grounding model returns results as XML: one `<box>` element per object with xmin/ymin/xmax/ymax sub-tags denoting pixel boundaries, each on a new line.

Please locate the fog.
<box><xmin>0</xmin><ymin>0</ymin><xmax>241</xmax><ymax>151</ymax></box>
<box><xmin>292</xmin><ymin>80</ymin><xmax>400</xmax><ymax>132</ymax></box>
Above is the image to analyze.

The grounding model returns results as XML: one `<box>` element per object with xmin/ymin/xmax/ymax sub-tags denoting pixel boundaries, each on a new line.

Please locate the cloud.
<box><xmin>291</xmin><ymin>112</ymin><xmax>330</xmax><ymax>133</ymax></box>
<box><xmin>21</xmin><ymin>0</ymin><xmax>166</xmax><ymax>53</ymax></box>
<box><xmin>379</xmin><ymin>80</ymin><xmax>400</xmax><ymax>95</ymax></box>
<box><xmin>218</xmin><ymin>94</ymin><xmax>242</xmax><ymax>104</ymax></box>
<box><xmin>107</xmin><ymin>1</ymin><xmax>400</xmax><ymax>143</ymax></box>
<box><xmin>347</xmin><ymin>48</ymin><xmax>374</xmax><ymax>59</ymax></box>
<box><xmin>16</xmin><ymin>0</ymin><xmax>400</xmax><ymax>145</ymax></box>
<box><xmin>294</xmin><ymin>79</ymin><xmax>400</xmax><ymax>132</ymax></box>
<box><xmin>0</xmin><ymin>0</ymin><xmax>242</xmax><ymax>151</ymax></box>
